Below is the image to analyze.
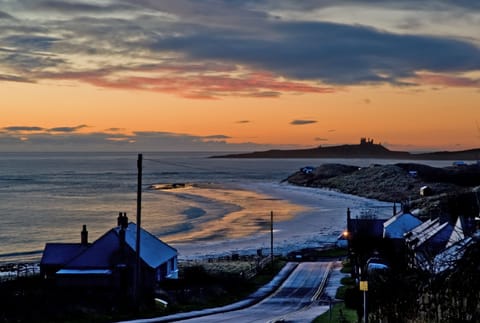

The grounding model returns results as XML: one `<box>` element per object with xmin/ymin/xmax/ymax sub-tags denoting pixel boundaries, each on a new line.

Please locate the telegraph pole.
<box><xmin>270</xmin><ymin>211</ymin><xmax>274</xmax><ymax>271</ymax></box>
<box><xmin>134</xmin><ymin>153</ymin><xmax>143</xmax><ymax>305</ymax></box>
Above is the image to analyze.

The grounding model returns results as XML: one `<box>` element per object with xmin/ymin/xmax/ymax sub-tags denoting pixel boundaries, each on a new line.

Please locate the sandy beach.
<box><xmin>164</xmin><ymin>182</ymin><xmax>393</xmax><ymax>260</ymax></box>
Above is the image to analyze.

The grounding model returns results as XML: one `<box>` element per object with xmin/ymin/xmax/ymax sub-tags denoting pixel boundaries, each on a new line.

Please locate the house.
<box><xmin>404</xmin><ymin>218</ymin><xmax>453</xmax><ymax>271</ymax></box>
<box><xmin>40</xmin><ymin>225</ymin><xmax>90</xmax><ymax>279</ymax></box>
<box><xmin>346</xmin><ymin>208</ymin><xmax>386</xmax><ymax>241</ymax></box>
<box><xmin>383</xmin><ymin>212</ymin><xmax>422</xmax><ymax>240</ymax></box>
<box><xmin>447</xmin><ymin>215</ymin><xmax>476</xmax><ymax>247</ymax></box>
<box><xmin>431</xmin><ymin>236</ymin><xmax>475</xmax><ymax>274</ymax></box>
<box><xmin>344</xmin><ymin>208</ymin><xmax>388</xmax><ymax>278</ymax></box>
<box><xmin>40</xmin><ymin>213</ymin><xmax>178</xmax><ymax>297</ymax></box>
<box><xmin>383</xmin><ymin>212</ymin><xmax>423</xmax><ymax>256</ymax></box>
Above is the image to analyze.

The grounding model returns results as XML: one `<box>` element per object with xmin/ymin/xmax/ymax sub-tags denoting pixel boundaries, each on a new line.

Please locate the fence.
<box><xmin>0</xmin><ymin>263</ymin><xmax>40</xmax><ymax>282</ymax></box>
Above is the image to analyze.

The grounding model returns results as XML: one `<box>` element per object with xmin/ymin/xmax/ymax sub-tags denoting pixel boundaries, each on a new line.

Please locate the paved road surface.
<box><xmin>175</xmin><ymin>262</ymin><xmax>332</xmax><ymax>323</ymax></box>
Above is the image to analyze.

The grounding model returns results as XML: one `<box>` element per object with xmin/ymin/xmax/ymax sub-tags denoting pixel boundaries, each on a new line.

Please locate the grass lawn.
<box><xmin>313</xmin><ymin>302</ymin><xmax>357</xmax><ymax>323</ymax></box>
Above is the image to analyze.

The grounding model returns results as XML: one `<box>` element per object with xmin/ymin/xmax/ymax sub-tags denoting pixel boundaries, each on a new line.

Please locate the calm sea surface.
<box><xmin>0</xmin><ymin>152</ymin><xmax>455</xmax><ymax>263</ymax></box>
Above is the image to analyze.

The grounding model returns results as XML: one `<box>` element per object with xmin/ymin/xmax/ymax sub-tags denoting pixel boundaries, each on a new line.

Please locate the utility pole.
<box><xmin>134</xmin><ymin>153</ymin><xmax>143</xmax><ymax>305</ymax></box>
<box><xmin>270</xmin><ymin>211</ymin><xmax>274</xmax><ymax>271</ymax></box>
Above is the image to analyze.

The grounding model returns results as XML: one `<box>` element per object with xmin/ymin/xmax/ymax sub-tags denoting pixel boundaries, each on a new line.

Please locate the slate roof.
<box><xmin>447</xmin><ymin>216</ymin><xmax>476</xmax><ymax>248</ymax></box>
<box><xmin>64</xmin><ymin>230</ymin><xmax>121</xmax><ymax>269</ymax></box>
<box><xmin>40</xmin><ymin>243</ymin><xmax>89</xmax><ymax>267</ymax></box>
<box><xmin>432</xmin><ymin>237</ymin><xmax>473</xmax><ymax>274</ymax></box>
<box><xmin>120</xmin><ymin>222</ymin><xmax>177</xmax><ymax>269</ymax></box>
<box><xmin>383</xmin><ymin>212</ymin><xmax>422</xmax><ymax>239</ymax></box>
<box><xmin>405</xmin><ymin>218</ymin><xmax>453</xmax><ymax>254</ymax></box>
<box><xmin>64</xmin><ymin>222</ymin><xmax>177</xmax><ymax>270</ymax></box>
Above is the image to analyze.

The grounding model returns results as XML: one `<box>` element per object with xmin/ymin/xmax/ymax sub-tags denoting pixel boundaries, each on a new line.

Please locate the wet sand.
<box><xmin>162</xmin><ymin>182</ymin><xmax>393</xmax><ymax>260</ymax></box>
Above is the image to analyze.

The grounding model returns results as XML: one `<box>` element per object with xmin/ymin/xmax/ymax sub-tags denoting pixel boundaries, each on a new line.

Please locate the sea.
<box><xmin>0</xmin><ymin>152</ymin><xmax>456</xmax><ymax>264</ymax></box>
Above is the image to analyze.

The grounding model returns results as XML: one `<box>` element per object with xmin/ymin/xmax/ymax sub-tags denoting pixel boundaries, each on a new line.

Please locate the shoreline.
<box><xmin>1</xmin><ymin>182</ymin><xmax>394</xmax><ymax>265</ymax></box>
<box><xmin>166</xmin><ymin>182</ymin><xmax>393</xmax><ymax>260</ymax></box>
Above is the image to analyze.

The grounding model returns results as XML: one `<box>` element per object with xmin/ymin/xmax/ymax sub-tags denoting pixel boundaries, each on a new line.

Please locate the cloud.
<box><xmin>48</xmin><ymin>125</ymin><xmax>88</xmax><ymax>133</ymax></box>
<box><xmin>414</xmin><ymin>72</ymin><xmax>480</xmax><ymax>87</ymax></box>
<box><xmin>28</xmin><ymin>1</ymin><xmax>137</xmax><ymax>14</ymax></box>
<box><xmin>0</xmin><ymin>73</ymin><xmax>32</xmax><ymax>82</ymax></box>
<box><xmin>0</xmin><ymin>10</ymin><xmax>15</xmax><ymax>19</ymax></box>
<box><xmin>57</xmin><ymin>68</ymin><xmax>333</xmax><ymax>99</ymax></box>
<box><xmin>0</xmin><ymin>127</ymin><xmax>289</xmax><ymax>152</ymax></box>
<box><xmin>160</xmin><ymin>21</ymin><xmax>480</xmax><ymax>85</ymax></box>
<box><xmin>236</xmin><ymin>120</ymin><xmax>251</xmax><ymax>124</ymax></box>
<box><xmin>0</xmin><ymin>1</ymin><xmax>479</xmax><ymax>98</ymax></box>
<box><xmin>3</xmin><ymin>35</ymin><xmax>60</xmax><ymax>51</ymax></box>
<box><xmin>105</xmin><ymin>127</ymin><xmax>125</xmax><ymax>132</ymax></box>
<box><xmin>202</xmin><ymin>135</ymin><xmax>231</xmax><ymax>140</ymax></box>
<box><xmin>4</xmin><ymin>126</ymin><xmax>44</xmax><ymax>132</ymax></box>
<box><xmin>290</xmin><ymin>119</ymin><xmax>317</xmax><ymax>125</ymax></box>
<box><xmin>315</xmin><ymin>137</ymin><xmax>329</xmax><ymax>142</ymax></box>
<box><xmin>259</xmin><ymin>0</ymin><xmax>480</xmax><ymax>11</ymax></box>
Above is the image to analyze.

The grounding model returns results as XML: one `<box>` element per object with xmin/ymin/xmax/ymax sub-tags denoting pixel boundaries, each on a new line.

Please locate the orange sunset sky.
<box><xmin>1</xmin><ymin>1</ymin><xmax>479</xmax><ymax>152</ymax></box>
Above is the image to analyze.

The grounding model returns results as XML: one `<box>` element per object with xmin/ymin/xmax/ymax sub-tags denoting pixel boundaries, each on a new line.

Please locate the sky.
<box><xmin>1</xmin><ymin>0</ymin><xmax>480</xmax><ymax>152</ymax></box>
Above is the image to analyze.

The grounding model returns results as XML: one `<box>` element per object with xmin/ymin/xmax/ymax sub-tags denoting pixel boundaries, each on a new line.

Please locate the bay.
<box><xmin>0</xmin><ymin>152</ymin><xmax>455</xmax><ymax>263</ymax></box>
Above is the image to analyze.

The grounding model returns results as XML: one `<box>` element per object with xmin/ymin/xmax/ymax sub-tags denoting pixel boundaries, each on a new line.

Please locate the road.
<box><xmin>175</xmin><ymin>262</ymin><xmax>332</xmax><ymax>323</ymax></box>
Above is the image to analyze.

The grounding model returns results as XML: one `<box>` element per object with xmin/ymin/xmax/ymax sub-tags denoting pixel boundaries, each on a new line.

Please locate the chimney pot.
<box><xmin>81</xmin><ymin>224</ymin><xmax>88</xmax><ymax>245</ymax></box>
<box><xmin>117</xmin><ymin>212</ymin><xmax>123</xmax><ymax>226</ymax></box>
<box><xmin>122</xmin><ymin>212</ymin><xmax>129</xmax><ymax>229</ymax></box>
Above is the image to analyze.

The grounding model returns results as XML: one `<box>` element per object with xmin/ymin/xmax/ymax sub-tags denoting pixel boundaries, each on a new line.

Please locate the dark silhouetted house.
<box><xmin>447</xmin><ymin>215</ymin><xmax>476</xmax><ymax>247</ymax></box>
<box><xmin>404</xmin><ymin>218</ymin><xmax>453</xmax><ymax>271</ymax></box>
<box><xmin>383</xmin><ymin>212</ymin><xmax>422</xmax><ymax>240</ymax></box>
<box><xmin>344</xmin><ymin>208</ymin><xmax>388</xmax><ymax>279</ymax></box>
<box><xmin>346</xmin><ymin>208</ymin><xmax>386</xmax><ymax>242</ymax></box>
<box><xmin>40</xmin><ymin>214</ymin><xmax>178</xmax><ymax>297</ymax></box>
<box><xmin>383</xmin><ymin>212</ymin><xmax>423</xmax><ymax>258</ymax></box>
<box><xmin>40</xmin><ymin>225</ymin><xmax>90</xmax><ymax>279</ymax></box>
<box><xmin>431</xmin><ymin>235</ymin><xmax>475</xmax><ymax>274</ymax></box>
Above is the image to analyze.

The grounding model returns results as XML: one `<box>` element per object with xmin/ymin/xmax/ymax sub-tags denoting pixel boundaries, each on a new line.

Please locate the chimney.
<box><xmin>117</xmin><ymin>212</ymin><xmax>129</xmax><ymax>229</ymax></box>
<box><xmin>81</xmin><ymin>224</ymin><xmax>88</xmax><ymax>245</ymax></box>
<box><xmin>117</xmin><ymin>212</ymin><xmax>123</xmax><ymax>226</ymax></box>
<box><xmin>122</xmin><ymin>212</ymin><xmax>129</xmax><ymax>229</ymax></box>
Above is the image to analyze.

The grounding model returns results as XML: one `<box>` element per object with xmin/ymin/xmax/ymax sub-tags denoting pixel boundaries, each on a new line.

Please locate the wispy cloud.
<box><xmin>290</xmin><ymin>120</ymin><xmax>317</xmax><ymax>125</ymax></box>
<box><xmin>0</xmin><ymin>126</ymin><xmax>289</xmax><ymax>151</ymax></box>
<box><xmin>28</xmin><ymin>1</ymin><xmax>137</xmax><ymax>14</ymax></box>
<box><xmin>414</xmin><ymin>72</ymin><xmax>480</xmax><ymax>87</ymax></box>
<box><xmin>49</xmin><ymin>125</ymin><xmax>88</xmax><ymax>133</ymax></box>
<box><xmin>4</xmin><ymin>126</ymin><xmax>44</xmax><ymax>132</ymax></box>
<box><xmin>203</xmin><ymin>135</ymin><xmax>231</xmax><ymax>140</ymax></box>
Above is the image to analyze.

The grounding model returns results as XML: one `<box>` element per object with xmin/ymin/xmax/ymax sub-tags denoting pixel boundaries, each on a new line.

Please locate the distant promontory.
<box><xmin>211</xmin><ymin>138</ymin><xmax>480</xmax><ymax>160</ymax></box>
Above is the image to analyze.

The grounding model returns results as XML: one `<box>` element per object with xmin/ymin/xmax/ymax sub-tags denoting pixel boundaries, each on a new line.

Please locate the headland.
<box><xmin>211</xmin><ymin>138</ymin><xmax>480</xmax><ymax>160</ymax></box>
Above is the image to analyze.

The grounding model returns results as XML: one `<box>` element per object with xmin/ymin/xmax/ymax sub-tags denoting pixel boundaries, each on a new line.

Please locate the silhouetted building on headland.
<box><xmin>360</xmin><ymin>137</ymin><xmax>375</xmax><ymax>145</ymax></box>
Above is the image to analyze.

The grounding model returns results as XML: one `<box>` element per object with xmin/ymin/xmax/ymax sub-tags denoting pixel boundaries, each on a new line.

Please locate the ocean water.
<box><xmin>0</xmin><ymin>152</ymin><xmax>455</xmax><ymax>264</ymax></box>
